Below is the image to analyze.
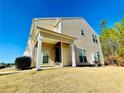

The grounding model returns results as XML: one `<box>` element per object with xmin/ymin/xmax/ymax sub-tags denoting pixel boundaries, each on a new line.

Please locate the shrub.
<box><xmin>115</xmin><ymin>56</ymin><xmax>124</xmax><ymax>66</ymax></box>
<box><xmin>15</xmin><ymin>56</ymin><xmax>31</xmax><ymax>70</ymax></box>
<box><xmin>0</xmin><ymin>63</ymin><xmax>6</xmax><ymax>69</ymax></box>
<box><xmin>104</xmin><ymin>56</ymin><xmax>124</xmax><ymax>66</ymax></box>
<box><xmin>0</xmin><ymin>66</ymin><xmax>6</xmax><ymax>69</ymax></box>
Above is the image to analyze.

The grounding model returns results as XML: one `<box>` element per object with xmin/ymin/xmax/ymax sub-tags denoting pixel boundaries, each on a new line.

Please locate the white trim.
<box><xmin>61</xmin><ymin>42</ymin><xmax>63</xmax><ymax>66</ymax></box>
<box><xmin>77</xmin><ymin>48</ymin><xmax>87</xmax><ymax>63</ymax></box>
<box><xmin>33</xmin><ymin>17</ymin><xmax>83</xmax><ymax>20</ymax></box>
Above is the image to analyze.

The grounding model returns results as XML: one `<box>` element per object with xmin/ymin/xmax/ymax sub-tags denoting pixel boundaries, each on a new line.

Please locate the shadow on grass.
<box><xmin>77</xmin><ymin>64</ymin><xmax>103</xmax><ymax>67</ymax></box>
<box><xmin>0</xmin><ymin>72</ymin><xmax>20</xmax><ymax>76</ymax></box>
<box><xmin>0</xmin><ymin>67</ymin><xmax>34</xmax><ymax>76</ymax></box>
<box><xmin>16</xmin><ymin>67</ymin><xmax>33</xmax><ymax>70</ymax></box>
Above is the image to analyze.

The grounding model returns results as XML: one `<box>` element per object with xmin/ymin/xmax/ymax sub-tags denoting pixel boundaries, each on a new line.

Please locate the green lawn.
<box><xmin>0</xmin><ymin>66</ymin><xmax>124</xmax><ymax>93</ymax></box>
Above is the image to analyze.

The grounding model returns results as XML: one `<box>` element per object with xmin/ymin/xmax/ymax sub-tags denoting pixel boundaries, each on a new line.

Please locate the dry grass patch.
<box><xmin>0</xmin><ymin>68</ymin><xmax>16</xmax><ymax>72</ymax></box>
<box><xmin>0</xmin><ymin>66</ymin><xmax>124</xmax><ymax>93</ymax></box>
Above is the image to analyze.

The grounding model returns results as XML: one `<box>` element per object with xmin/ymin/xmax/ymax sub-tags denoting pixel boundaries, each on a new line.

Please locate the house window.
<box><xmin>81</xmin><ymin>29</ymin><xmax>84</xmax><ymax>35</ymax></box>
<box><xmin>97</xmin><ymin>52</ymin><xmax>100</xmax><ymax>57</ymax></box>
<box><xmin>93</xmin><ymin>52</ymin><xmax>100</xmax><ymax>64</ymax></box>
<box><xmin>92</xmin><ymin>34</ymin><xmax>98</xmax><ymax>43</ymax></box>
<box><xmin>78</xmin><ymin>49</ymin><xmax>87</xmax><ymax>63</ymax></box>
<box><xmin>96</xmin><ymin>39</ymin><xmax>98</xmax><ymax>43</ymax></box>
<box><xmin>92</xmin><ymin>34</ymin><xmax>95</xmax><ymax>42</ymax></box>
<box><xmin>95</xmin><ymin>36</ymin><xmax>98</xmax><ymax>43</ymax></box>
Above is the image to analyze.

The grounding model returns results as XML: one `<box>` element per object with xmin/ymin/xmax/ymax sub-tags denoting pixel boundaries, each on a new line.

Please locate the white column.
<box><xmin>36</xmin><ymin>33</ymin><xmax>42</xmax><ymax>70</ymax></box>
<box><xmin>71</xmin><ymin>44</ymin><xmax>76</xmax><ymax>67</ymax></box>
<box><xmin>92</xmin><ymin>53</ymin><xmax>95</xmax><ymax>64</ymax></box>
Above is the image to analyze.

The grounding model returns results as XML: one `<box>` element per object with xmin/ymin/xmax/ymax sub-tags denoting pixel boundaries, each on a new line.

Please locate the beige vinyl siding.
<box><xmin>62</xmin><ymin>43</ymin><xmax>72</xmax><ymax>66</ymax></box>
<box><xmin>32</xmin><ymin>42</ymin><xmax>55</xmax><ymax>67</ymax></box>
<box><xmin>61</xmin><ymin>19</ymin><xmax>104</xmax><ymax>65</ymax></box>
<box><xmin>36</xmin><ymin>19</ymin><xmax>56</xmax><ymax>31</ymax></box>
<box><xmin>42</xmin><ymin>42</ymin><xmax>55</xmax><ymax>65</ymax></box>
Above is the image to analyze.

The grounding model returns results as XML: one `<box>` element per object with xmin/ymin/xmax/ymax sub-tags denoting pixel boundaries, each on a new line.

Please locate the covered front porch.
<box><xmin>31</xmin><ymin>27</ymin><xmax>77</xmax><ymax>70</ymax></box>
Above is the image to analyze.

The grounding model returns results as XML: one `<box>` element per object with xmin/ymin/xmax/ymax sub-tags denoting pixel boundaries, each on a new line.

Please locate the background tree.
<box><xmin>99</xmin><ymin>19</ymin><xmax>124</xmax><ymax>66</ymax></box>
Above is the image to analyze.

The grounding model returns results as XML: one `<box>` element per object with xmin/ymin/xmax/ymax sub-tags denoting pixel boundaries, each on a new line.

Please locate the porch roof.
<box><xmin>32</xmin><ymin>26</ymin><xmax>77</xmax><ymax>45</ymax></box>
<box><xmin>37</xmin><ymin>26</ymin><xmax>77</xmax><ymax>39</ymax></box>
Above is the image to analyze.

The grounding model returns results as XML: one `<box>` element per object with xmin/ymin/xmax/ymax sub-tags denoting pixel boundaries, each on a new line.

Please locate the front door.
<box><xmin>42</xmin><ymin>48</ymin><xmax>49</xmax><ymax>63</ymax></box>
<box><xmin>55</xmin><ymin>47</ymin><xmax>61</xmax><ymax>62</ymax></box>
<box><xmin>55</xmin><ymin>42</ymin><xmax>61</xmax><ymax>63</ymax></box>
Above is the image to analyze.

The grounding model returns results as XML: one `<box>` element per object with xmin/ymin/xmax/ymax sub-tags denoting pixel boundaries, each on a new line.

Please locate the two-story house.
<box><xmin>23</xmin><ymin>17</ymin><xmax>104</xmax><ymax>70</ymax></box>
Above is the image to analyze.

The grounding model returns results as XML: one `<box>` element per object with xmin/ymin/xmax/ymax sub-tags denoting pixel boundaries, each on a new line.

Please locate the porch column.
<box><xmin>71</xmin><ymin>44</ymin><xmax>76</xmax><ymax>67</ymax></box>
<box><xmin>36</xmin><ymin>33</ymin><xmax>42</xmax><ymax>71</ymax></box>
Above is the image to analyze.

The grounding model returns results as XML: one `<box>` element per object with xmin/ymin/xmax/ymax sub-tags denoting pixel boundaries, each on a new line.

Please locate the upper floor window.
<box><xmin>81</xmin><ymin>29</ymin><xmax>84</xmax><ymax>36</ymax></box>
<box><xmin>92</xmin><ymin>34</ymin><xmax>98</xmax><ymax>44</ymax></box>
<box><xmin>92</xmin><ymin>34</ymin><xmax>96</xmax><ymax>42</ymax></box>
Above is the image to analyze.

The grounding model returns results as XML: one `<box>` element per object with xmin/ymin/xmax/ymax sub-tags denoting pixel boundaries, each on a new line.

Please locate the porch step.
<box><xmin>55</xmin><ymin>62</ymin><xmax>63</xmax><ymax>66</ymax></box>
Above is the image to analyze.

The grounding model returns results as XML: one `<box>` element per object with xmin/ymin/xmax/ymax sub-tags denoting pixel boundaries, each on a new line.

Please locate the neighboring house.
<box><xmin>23</xmin><ymin>17</ymin><xmax>104</xmax><ymax>70</ymax></box>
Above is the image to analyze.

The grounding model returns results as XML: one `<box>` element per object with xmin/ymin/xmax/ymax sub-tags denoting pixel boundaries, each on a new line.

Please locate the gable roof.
<box><xmin>33</xmin><ymin>17</ymin><xmax>83</xmax><ymax>20</ymax></box>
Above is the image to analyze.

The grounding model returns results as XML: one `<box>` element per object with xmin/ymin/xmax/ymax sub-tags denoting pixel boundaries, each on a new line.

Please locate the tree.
<box><xmin>99</xmin><ymin>19</ymin><xmax>124</xmax><ymax>66</ymax></box>
<box><xmin>100</xmin><ymin>19</ymin><xmax>107</xmax><ymax>31</ymax></box>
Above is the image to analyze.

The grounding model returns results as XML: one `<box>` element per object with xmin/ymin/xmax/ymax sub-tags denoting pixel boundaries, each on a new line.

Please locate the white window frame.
<box><xmin>80</xmin><ymin>29</ymin><xmax>84</xmax><ymax>36</ymax></box>
<box><xmin>78</xmin><ymin>48</ymin><xmax>87</xmax><ymax>63</ymax></box>
<box><xmin>92</xmin><ymin>52</ymin><xmax>100</xmax><ymax>63</ymax></box>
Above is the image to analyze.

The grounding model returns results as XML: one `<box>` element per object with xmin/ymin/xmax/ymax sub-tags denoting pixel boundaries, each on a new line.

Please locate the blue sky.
<box><xmin>0</xmin><ymin>0</ymin><xmax>124</xmax><ymax>63</ymax></box>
